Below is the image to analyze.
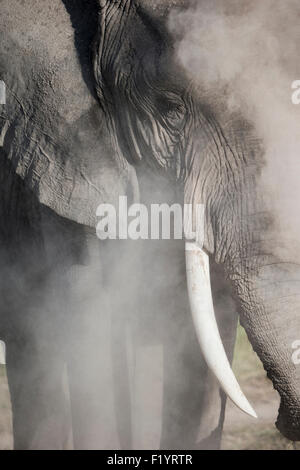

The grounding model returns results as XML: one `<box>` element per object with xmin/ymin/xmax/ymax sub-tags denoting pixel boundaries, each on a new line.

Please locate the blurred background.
<box><xmin>0</xmin><ymin>325</ymin><xmax>295</xmax><ymax>450</ymax></box>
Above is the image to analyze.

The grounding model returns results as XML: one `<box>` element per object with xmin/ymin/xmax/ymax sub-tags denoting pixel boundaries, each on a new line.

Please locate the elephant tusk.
<box><xmin>185</xmin><ymin>242</ymin><xmax>257</xmax><ymax>418</ymax></box>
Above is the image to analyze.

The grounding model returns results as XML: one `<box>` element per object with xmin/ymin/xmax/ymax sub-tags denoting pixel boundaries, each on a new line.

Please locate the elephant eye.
<box><xmin>156</xmin><ymin>95</ymin><xmax>186</xmax><ymax>125</ymax></box>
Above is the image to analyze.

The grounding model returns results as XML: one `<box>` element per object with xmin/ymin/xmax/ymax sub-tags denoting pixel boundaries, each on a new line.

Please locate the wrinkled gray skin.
<box><xmin>0</xmin><ymin>0</ymin><xmax>299</xmax><ymax>449</ymax></box>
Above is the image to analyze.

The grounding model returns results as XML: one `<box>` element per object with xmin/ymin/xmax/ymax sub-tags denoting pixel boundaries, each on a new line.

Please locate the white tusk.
<box><xmin>185</xmin><ymin>242</ymin><xmax>257</xmax><ymax>418</ymax></box>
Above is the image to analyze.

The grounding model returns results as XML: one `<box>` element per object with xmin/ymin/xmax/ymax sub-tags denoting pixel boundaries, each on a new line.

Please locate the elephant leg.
<box><xmin>104</xmin><ymin>240</ymin><xmax>140</xmax><ymax>450</ymax></box>
<box><xmin>66</xmin><ymin>256</ymin><xmax>119</xmax><ymax>450</ymax></box>
<box><xmin>5</xmin><ymin>335</ymin><xmax>71</xmax><ymax>450</ymax></box>
<box><xmin>67</xmin><ymin>340</ymin><xmax>107</xmax><ymax>450</ymax></box>
<box><xmin>160</xmin><ymin>260</ymin><xmax>238</xmax><ymax>450</ymax></box>
<box><xmin>67</xmin><ymin>313</ymin><xmax>121</xmax><ymax>450</ymax></box>
<box><xmin>160</xmin><ymin>313</ymin><xmax>209</xmax><ymax>450</ymax></box>
<box><xmin>111</xmin><ymin>316</ymin><xmax>133</xmax><ymax>450</ymax></box>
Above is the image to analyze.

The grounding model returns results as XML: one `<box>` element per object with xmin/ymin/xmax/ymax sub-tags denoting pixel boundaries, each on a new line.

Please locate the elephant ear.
<box><xmin>0</xmin><ymin>0</ymin><xmax>135</xmax><ymax>228</ymax></box>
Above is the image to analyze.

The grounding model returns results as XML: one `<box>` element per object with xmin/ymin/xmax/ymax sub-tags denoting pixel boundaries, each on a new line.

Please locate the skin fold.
<box><xmin>0</xmin><ymin>0</ymin><xmax>299</xmax><ymax>449</ymax></box>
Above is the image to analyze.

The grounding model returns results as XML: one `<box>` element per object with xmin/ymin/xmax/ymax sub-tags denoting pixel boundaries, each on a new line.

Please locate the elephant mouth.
<box><xmin>185</xmin><ymin>241</ymin><xmax>257</xmax><ymax>419</ymax></box>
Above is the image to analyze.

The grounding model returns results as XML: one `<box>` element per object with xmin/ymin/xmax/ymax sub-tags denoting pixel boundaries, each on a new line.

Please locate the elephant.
<box><xmin>0</xmin><ymin>0</ymin><xmax>300</xmax><ymax>450</ymax></box>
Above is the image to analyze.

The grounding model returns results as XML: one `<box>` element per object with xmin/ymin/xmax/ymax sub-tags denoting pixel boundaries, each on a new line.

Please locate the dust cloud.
<box><xmin>169</xmin><ymin>0</ymin><xmax>300</xmax><ymax>256</ymax></box>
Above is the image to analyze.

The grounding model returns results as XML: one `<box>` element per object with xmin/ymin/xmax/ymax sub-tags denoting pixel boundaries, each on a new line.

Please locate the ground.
<box><xmin>0</xmin><ymin>327</ymin><xmax>296</xmax><ymax>450</ymax></box>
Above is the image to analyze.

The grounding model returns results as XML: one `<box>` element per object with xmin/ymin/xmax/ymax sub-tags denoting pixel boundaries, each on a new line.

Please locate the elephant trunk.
<box><xmin>225</xmin><ymin>250</ymin><xmax>300</xmax><ymax>441</ymax></box>
<box><xmin>185</xmin><ymin>241</ymin><xmax>257</xmax><ymax>418</ymax></box>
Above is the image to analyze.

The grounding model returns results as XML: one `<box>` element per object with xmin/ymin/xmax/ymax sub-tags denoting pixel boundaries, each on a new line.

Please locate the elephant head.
<box><xmin>93</xmin><ymin>0</ymin><xmax>300</xmax><ymax>440</ymax></box>
<box><xmin>0</xmin><ymin>0</ymin><xmax>299</xmax><ymax>446</ymax></box>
